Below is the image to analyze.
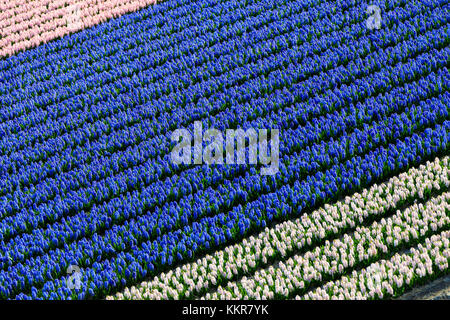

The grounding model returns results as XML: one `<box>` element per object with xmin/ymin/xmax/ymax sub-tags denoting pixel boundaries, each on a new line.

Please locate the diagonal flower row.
<box><xmin>0</xmin><ymin>0</ymin><xmax>161</xmax><ymax>57</ymax></box>
<box><xmin>299</xmin><ymin>230</ymin><xmax>449</xmax><ymax>300</ymax></box>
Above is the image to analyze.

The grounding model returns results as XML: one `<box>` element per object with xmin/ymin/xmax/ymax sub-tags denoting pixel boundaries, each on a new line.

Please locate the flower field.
<box><xmin>0</xmin><ymin>0</ymin><xmax>449</xmax><ymax>300</ymax></box>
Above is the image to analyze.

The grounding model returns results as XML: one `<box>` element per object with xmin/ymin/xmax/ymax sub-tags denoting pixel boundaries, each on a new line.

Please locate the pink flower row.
<box><xmin>301</xmin><ymin>230</ymin><xmax>449</xmax><ymax>300</ymax></box>
<box><xmin>0</xmin><ymin>0</ymin><xmax>159</xmax><ymax>57</ymax></box>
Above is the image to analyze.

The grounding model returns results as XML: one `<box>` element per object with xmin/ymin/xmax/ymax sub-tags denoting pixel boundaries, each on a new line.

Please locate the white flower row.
<box><xmin>107</xmin><ymin>156</ymin><xmax>449</xmax><ymax>300</ymax></box>
<box><xmin>299</xmin><ymin>230</ymin><xmax>449</xmax><ymax>300</ymax></box>
<box><xmin>203</xmin><ymin>192</ymin><xmax>449</xmax><ymax>299</ymax></box>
